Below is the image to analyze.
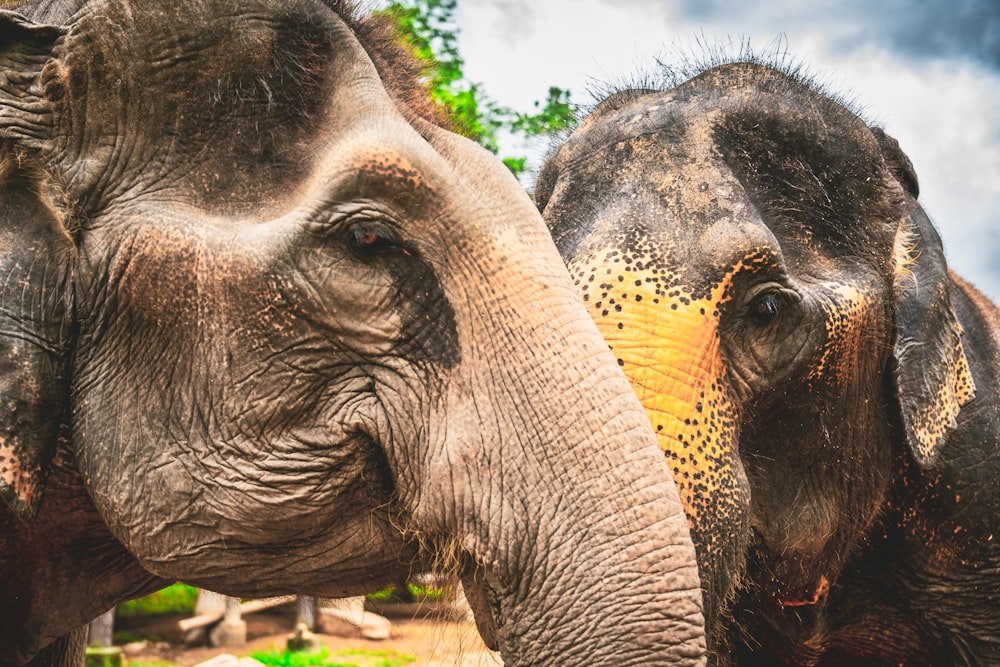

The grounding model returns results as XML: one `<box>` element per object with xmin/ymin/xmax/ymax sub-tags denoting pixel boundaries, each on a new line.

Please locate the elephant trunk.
<box><xmin>408</xmin><ymin>240</ymin><xmax>707</xmax><ymax>665</ymax></box>
<box><xmin>570</xmin><ymin>254</ymin><xmax>752</xmax><ymax>643</ymax></box>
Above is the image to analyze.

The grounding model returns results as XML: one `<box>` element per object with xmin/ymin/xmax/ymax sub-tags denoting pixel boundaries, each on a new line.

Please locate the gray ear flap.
<box><xmin>0</xmin><ymin>153</ymin><xmax>75</xmax><ymax>523</ymax></box>
<box><xmin>0</xmin><ymin>14</ymin><xmax>73</xmax><ymax>522</ymax></box>
<box><xmin>0</xmin><ymin>11</ymin><xmax>65</xmax><ymax>151</ymax></box>
<box><xmin>872</xmin><ymin>127</ymin><xmax>919</xmax><ymax>198</ymax></box>
<box><xmin>882</xmin><ymin>128</ymin><xmax>974</xmax><ymax>468</ymax></box>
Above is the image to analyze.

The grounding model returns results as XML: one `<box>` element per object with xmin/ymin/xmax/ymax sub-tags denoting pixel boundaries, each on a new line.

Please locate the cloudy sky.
<box><xmin>449</xmin><ymin>0</ymin><xmax>1000</xmax><ymax>300</ymax></box>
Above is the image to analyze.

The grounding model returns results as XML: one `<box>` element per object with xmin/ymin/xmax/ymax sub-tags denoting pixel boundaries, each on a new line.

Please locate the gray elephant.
<box><xmin>0</xmin><ymin>1</ymin><xmax>708</xmax><ymax>665</ymax></box>
<box><xmin>537</xmin><ymin>60</ymin><xmax>1000</xmax><ymax>665</ymax></box>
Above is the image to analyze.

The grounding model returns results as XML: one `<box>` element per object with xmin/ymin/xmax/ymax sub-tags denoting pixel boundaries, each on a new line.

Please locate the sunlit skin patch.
<box><xmin>568</xmin><ymin>248</ymin><xmax>757</xmax><ymax>598</ymax></box>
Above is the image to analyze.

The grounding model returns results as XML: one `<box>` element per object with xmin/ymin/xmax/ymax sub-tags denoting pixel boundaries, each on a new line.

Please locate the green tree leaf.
<box><xmin>378</xmin><ymin>0</ymin><xmax>578</xmax><ymax>180</ymax></box>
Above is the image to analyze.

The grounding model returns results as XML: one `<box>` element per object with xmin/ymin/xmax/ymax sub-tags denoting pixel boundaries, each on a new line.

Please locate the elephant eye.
<box><xmin>347</xmin><ymin>224</ymin><xmax>408</xmax><ymax>258</ymax></box>
<box><xmin>748</xmin><ymin>292</ymin><xmax>782</xmax><ymax>326</ymax></box>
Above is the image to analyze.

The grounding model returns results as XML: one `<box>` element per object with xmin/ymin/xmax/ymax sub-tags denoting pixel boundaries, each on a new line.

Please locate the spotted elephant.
<box><xmin>538</xmin><ymin>60</ymin><xmax>1000</xmax><ymax>665</ymax></box>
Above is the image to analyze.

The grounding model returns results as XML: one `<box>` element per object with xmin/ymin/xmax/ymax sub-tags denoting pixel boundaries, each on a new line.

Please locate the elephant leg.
<box><xmin>25</xmin><ymin>627</ymin><xmax>87</xmax><ymax>667</ymax></box>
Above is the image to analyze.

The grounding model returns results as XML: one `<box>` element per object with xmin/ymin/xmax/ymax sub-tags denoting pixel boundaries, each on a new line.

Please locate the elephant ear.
<box><xmin>877</xmin><ymin>127</ymin><xmax>975</xmax><ymax>468</ymax></box>
<box><xmin>0</xmin><ymin>12</ymin><xmax>74</xmax><ymax>523</ymax></box>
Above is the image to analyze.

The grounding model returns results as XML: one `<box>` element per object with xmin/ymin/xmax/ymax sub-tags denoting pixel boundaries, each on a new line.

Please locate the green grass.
<box><xmin>116</xmin><ymin>584</ymin><xmax>199</xmax><ymax>617</ymax></box>
<box><xmin>365</xmin><ymin>582</ymin><xmax>445</xmax><ymax>602</ymax></box>
<box><xmin>250</xmin><ymin>647</ymin><xmax>416</xmax><ymax>667</ymax></box>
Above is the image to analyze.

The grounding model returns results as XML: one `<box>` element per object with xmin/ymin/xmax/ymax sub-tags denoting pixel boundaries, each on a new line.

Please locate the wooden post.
<box><xmin>88</xmin><ymin>608</ymin><xmax>115</xmax><ymax>647</ymax></box>
<box><xmin>208</xmin><ymin>596</ymin><xmax>246</xmax><ymax>647</ymax></box>
<box><xmin>296</xmin><ymin>596</ymin><xmax>316</xmax><ymax>631</ymax></box>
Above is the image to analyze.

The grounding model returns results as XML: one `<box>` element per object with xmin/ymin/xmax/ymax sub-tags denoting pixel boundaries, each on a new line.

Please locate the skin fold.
<box><xmin>538</xmin><ymin>61</ymin><xmax>999</xmax><ymax>665</ymax></box>
<box><xmin>0</xmin><ymin>1</ymin><xmax>707</xmax><ymax>665</ymax></box>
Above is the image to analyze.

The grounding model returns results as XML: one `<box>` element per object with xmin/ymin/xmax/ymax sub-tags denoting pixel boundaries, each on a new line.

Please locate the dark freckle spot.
<box><xmin>635</xmin><ymin>279</ymin><xmax>642</xmax><ymax>286</ymax></box>
<box><xmin>653</xmin><ymin>299</ymin><xmax>659</xmax><ymax>304</ymax></box>
<box><xmin>670</xmin><ymin>304</ymin><xmax>678</xmax><ymax>310</ymax></box>
<box><xmin>657</xmin><ymin>425</ymin><xmax>663</xmax><ymax>431</ymax></box>
<box><xmin>700</xmin><ymin>308</ymin><xmax>706</xmax><ymax>315</ymax></box>
<box><xmin>618</xmin><ymin>275</ymin><xmax>625</xmax><ymax>282</ymax></box>
<box><xmin>602</xmin><ymin>310</ymin><xmax>609</xmax><ymax>316</ymax></box>
<box><xmin>617</xmin><ymin>358</ymin><xmax>624</xmax><ymax>367</ymax></box>
<box><xmin>617</xmin><ymin>322</ymin><xmax>624</xmax><ymax>329</ymax></box>
<box><xmin>614</xmin><ymin>304</ymin><xmax>622</xmax><ymax>312</ymax></box>
<box><xmin>636</xmin><ymin>295</ymin><xmax>643</xmax><ymax>302</ymax></box>
<box><xmin>582</xmin><ymin>294</ymin><xmax>589</xmax><ymax>301</ymax></box>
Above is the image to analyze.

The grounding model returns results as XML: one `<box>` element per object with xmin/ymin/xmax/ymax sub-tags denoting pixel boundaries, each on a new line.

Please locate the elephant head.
<box><xmin>537</xmin><ymin>61</ymin><xmax>977</xmax><ymax>658</ymax></box>
<box><xmin>0</xmin><ymin>1</ymin><xmax>707</xmax><ymax>664</ymax></box>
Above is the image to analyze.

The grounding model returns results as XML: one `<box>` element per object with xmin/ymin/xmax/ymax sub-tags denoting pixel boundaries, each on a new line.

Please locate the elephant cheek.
<box><xmin>572</xmin><ymin>258</ymin><xmax>750</xmax><ymax>625</ymax></box>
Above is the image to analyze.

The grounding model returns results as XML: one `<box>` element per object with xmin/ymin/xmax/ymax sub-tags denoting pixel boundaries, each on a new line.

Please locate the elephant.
<box><xmin>0</xmin><ymin>1</ymin><xmax>709</xmax><ymax>665</ymax></box>
<box><xmin>536</xmin><ymin>60</ymin><xmax>1000</xmax><ymax>665</ymax></box>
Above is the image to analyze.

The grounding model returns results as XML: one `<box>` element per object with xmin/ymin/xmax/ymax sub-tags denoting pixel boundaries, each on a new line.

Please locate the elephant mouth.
<box><xmin>459</xmin><ymin>560</ymin><xmax>500</xmax><ymax>651</ymax></box>
<box><xmin>775</xmin><ymin>575</ymin><xmax>830</xmax><ymax>608</ymax></box>
<box><xmin>746</xmin><ymin>541</ymin><xmax>834</xmax><ymax>611</ymax></box>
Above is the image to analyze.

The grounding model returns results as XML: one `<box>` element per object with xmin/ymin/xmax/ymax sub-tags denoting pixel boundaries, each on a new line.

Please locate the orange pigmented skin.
<box><xmin>569</xmin><ymin>248</ymin><xmax>753</xmax><ymax>626</ymax></box>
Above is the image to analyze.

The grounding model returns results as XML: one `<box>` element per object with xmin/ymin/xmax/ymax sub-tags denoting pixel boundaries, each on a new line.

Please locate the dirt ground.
<box><xmin>116</xmin><ymin>602</ymin><xmax>502</xmax><ymax>667</ymax></box>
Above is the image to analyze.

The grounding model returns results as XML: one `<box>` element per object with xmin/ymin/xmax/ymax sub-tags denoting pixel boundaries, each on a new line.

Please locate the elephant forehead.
<box><xmin>546</xmin><ymin>112</ymin><xmax>786</xmax><ymax>276</ymax></box>
<box><xmin>49</xmin><ymin>0</ymin><xmax>403</xmax><ymax>213</ymax></box>
<box><xmin>549</xmin><ymin>65</ymin><xmax>899</xmax><ymax>273</ymax></box>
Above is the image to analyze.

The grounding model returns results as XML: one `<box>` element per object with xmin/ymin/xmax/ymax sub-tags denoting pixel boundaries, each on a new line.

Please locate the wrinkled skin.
<box><xmin>538</xmin><ymin>62</ymin><xmax>1000</xmax><ymax>665</ymax></box>
<box><xmin>0</xmin><ymin>2</ymin><xmax>708</xmax><ymax>665</ymax></box>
